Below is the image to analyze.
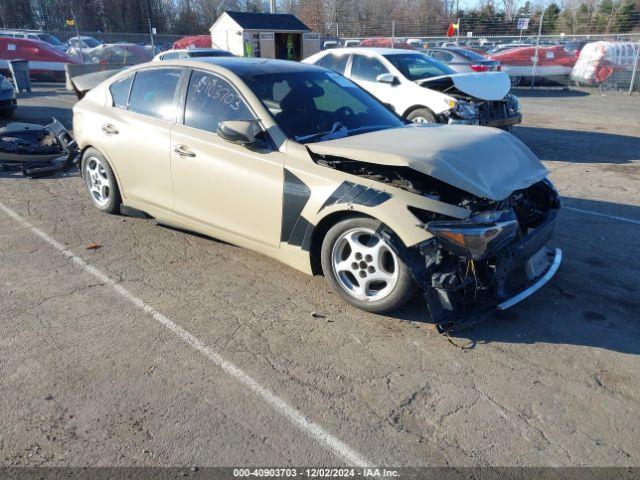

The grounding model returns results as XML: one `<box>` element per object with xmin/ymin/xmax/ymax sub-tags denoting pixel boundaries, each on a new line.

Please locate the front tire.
<box><xmin>321</xmin><ymin>217</ymin><xmax>417</xmax><ymax>313</ymax></box>
<box><xmin>406</xmin><ymin>107</ymin><xmax>436</xmax><ymax>124</ymax></box>
<box><xmin>81</xmin><ymin>148</ymin><xmax>121</xmax><ymax>214</ymax></box>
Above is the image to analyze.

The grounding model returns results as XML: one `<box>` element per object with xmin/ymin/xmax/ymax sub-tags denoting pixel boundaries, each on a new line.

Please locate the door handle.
<box><xmin>174</xmin><ymin>145</ymin><xmax>196</xmax><ymax>157</ymax></box>
<box><xmin>102</xmin><ymin>123</ymin><xmax>119</xmax><ymax>135</ymax></box>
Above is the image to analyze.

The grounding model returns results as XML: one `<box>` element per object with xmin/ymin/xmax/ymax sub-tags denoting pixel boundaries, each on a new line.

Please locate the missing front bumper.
<box><xmin>497</xmin><ymin>247</ymin><xmax>562</xmax><ymax>310</ymax></box>
<box><xmin>420</xmin><ymin>209</ymin><xmax>561</xmax><ymax>327</ymax></box>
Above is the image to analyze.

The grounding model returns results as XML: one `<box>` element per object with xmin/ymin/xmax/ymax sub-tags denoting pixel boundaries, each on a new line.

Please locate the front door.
<box><xmin>170</xmin><ymin>69</ymin><xmax>284</xmax><ymax>247</ymax></box>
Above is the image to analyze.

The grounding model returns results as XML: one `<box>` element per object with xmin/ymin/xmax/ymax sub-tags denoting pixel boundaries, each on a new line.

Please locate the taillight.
<box><xmin>470</xmin><ymin>64</ymin><xmax>489</xmax><ymax>72</ymax></box>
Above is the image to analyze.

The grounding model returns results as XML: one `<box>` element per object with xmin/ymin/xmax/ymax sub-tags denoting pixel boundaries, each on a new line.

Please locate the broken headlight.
<box><xmin>426</xmin><ymin>209</ymin><xmax>518</xmax><ymax>260</ymax></box>
<box><xmin>453</xmin><ymin>101</ymin><xmax>479</xmax><ymax>120</ymax></box>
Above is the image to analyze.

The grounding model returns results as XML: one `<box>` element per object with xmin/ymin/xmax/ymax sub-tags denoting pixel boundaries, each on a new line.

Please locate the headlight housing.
<box><xmin>427</xmin><ymin>209</ymin><xmax>518</xmax><ymax>260</ymax></box>
<box><xmin>453</xmin><ymin>101</ymin><xmax>479</xmax><ymax>119</ymax></box>
<box><xmin>506</xmin><ymin>93</ymin><xmax>520</xmax><ymax>113</ymax></box>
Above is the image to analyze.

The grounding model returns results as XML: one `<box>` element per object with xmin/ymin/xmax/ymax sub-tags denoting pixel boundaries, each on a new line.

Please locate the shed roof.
<box><xmin>220</xmin><ymin>11</ymin><xmax>310</xmax><ymax>31</ymax></box>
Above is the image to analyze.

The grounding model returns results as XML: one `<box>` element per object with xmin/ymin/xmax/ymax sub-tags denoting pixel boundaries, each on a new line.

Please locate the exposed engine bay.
<box><xmin>315</xmin><ymin>154</ymin><xmax>561</xmax><ymax>327</ymax></box>
<box><xmin>418</xmin><ymin>76</ymin><xmax>522</xmax><ymax>128</ymax></box>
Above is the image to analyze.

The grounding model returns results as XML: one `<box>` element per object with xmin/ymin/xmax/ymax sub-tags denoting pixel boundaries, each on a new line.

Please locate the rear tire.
<box><xmin>321</xmin><ymin>216</ymin><xmax>417</xmax><ymax>313</ymax></box>
<box><xmin>406</xmin><ymin>107</ymin><xmax>436</xmax><ymax>124</ymax></box>
<box><xmin>81</xmin><ymin>148</ymin><xmax>121</xmax><ymax>214</ymax></box>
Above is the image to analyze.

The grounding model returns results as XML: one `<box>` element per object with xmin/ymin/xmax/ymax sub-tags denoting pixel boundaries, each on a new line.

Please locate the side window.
<box><xmin>128</xmin><ymin>68</ymin><xmax>181</xmax><ymax>121</ymax></box>
<box><xmin>350</xmin><ymin>55</ymin><xmax>389</xmax><ymax>82</ymax></box>
<box><xmin>161</xmin><ymin>52</ymin><xmax>177</xmax><ymax>60</ymax></box>
<box><xmin>184</xmin><ymin>70</ymin><xmax>252</xmax><ymax>133</ymax></box>
<box><xmin>316</xmin><ymin>53</ymin><xmax>349</xmax><ymax>75</ymax></box>
<box><xmin>109</xmin><ymin>74</ymin><xmax>134</xmax><ymax>108</ymax></box>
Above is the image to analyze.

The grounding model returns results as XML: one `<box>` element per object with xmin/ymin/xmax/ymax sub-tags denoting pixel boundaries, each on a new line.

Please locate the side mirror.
<box><xmin>217</xmin><ymin>120</ymin><xmax>263</xmax><ymax>146</ymax></box>
<box><xmin>376</xmin><ymin>73</ymin><xmax>398</xmax><ymax>85</ymax></box>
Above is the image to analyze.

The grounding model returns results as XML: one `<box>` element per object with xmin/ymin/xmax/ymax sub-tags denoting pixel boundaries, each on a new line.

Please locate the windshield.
<box><xmin>454</xmin><ymin>49</ymin><xmax>486</xmax><ymax>61</ymax></box>
<box><xmin>189</xmin><ymin>50</ymin><xmax>233</xmax><ymax>57</ymax></box>
<box><xmin>38</xmin><ymin>34</ymin><xmax>63</xmax><ymax>45</ymax></box>
<box><xmin>384</xmin><ymin>53</ymin><xmax>454</xmax><ymax>81</ymax></box>
<box><xmin>240</xmin><ymin>70</ymin><xmax>403</xmax><ymax>143</ymax></box>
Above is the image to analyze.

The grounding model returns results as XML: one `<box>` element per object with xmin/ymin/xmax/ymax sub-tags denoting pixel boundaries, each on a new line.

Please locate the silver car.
<box><xmin>420</xmin><ymin>47</ymin><xmax>500</xmax><ymax>73</ymax></box>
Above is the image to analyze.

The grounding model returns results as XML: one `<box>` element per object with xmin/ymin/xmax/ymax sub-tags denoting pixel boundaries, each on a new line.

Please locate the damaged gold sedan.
<box><xmin>72</xmin><ymin>58</ymin><xmax>561</xmax><ymax>325</ymax></box>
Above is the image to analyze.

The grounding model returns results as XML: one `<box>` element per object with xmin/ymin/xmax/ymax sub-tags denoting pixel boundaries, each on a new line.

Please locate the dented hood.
<box><xmin>306</xmin><ymin>124</ymin><xmax>549</xmax><ymax>201</ymax></box>
<box><xmin>419</xmin><ymin>71</ymin><xmax>511</xmax><ymax>101</ymax></box>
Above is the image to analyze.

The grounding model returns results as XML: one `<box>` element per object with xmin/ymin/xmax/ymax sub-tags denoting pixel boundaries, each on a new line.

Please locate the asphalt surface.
<box><xmin>1</xmin><ymin>85</ymin><xmax>639</xmax><ymax>467</ymax></box>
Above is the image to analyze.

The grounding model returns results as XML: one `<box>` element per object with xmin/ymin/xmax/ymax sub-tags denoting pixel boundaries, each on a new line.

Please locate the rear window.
<box><xmin>454</xmin><ymin>49</ymin><xmax>486</xmax><ymax>61</ymax></box>
<box><xmin>109</xmin><ymin>74</ymin><xmax>134</xmax><ymax>108</ymax></box>
<box><xmin>315</xmin><ymin>53</ymin><xmax>349</xmax><ymax>75</ymax></box>
<box><xmin>128</xmin><ymin>68</ymin><xmax>181</xmax><ymax>121</ymax></box>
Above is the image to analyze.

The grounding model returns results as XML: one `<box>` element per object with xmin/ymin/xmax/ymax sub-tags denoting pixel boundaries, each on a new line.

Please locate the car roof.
<box><xmin>161</xmin><ymin>57</ymin><xmax>327</xmax><ymax>75</ymax></box>
<box><xmin>319</xmin><ymin>47</ymin><xmax>420</xmax><ymax>56</ymax></box>
<box><xmin>170</xmin><ymin>48</ymin><xmax>228</xmax><ymax>54</ymax></box>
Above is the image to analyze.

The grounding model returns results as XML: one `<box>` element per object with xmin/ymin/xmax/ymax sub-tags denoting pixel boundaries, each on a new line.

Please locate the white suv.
<box><xmin>304</xmin><ymin>48</ymin><xmax>521</xmax><ymax>129</ymax></box>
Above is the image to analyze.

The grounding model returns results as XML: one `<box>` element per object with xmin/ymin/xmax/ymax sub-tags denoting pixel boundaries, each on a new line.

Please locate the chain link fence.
<box><xmin>1</xmin><ymin>18</ymin><xmax>639</xmax><ymax>94</ymax></box>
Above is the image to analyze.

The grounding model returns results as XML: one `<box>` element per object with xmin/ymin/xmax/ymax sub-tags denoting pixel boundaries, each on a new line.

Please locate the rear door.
<box><xmin>98</xmin><ymin>67</ymin><xmax>182</xmax><ymax>211</ymax></box>
<box><xmin>170</xmin><ymin>69</ymin><xmax>284</xmax><ymax>247</ymax></box>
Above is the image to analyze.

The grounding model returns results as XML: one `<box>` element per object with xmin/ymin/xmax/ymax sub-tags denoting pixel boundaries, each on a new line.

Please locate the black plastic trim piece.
<box><xmin>281</xmin><ymin>169</ymin><xmax>311</xmax><ymax>245</ymax></box>
<box><xmin>318</xmin><ymin>181</ymin><xmax>392</xmax><ymax>213</ymax></box>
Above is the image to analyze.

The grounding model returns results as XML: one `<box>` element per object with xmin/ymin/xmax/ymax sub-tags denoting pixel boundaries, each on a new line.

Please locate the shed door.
<box><xmin>302</xmin><ymin>32</ymin><xmax>321</xmax><ymax>59</ymax></box>
<box><xmin>260</xmin><ymin>33</ymin><xmax>275</xmax><ymax>59</ymax></box>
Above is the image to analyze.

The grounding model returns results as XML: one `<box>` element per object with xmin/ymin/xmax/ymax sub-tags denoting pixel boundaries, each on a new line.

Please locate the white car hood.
<box><xmin>419</xmin><ymin>72</ymin><xmax>511</xmax><ymax>101</ymax></box>
<box><xmin>306</xmin><ymin>124</ymin><xmax>548</xmax><ymax>201</ymax></box>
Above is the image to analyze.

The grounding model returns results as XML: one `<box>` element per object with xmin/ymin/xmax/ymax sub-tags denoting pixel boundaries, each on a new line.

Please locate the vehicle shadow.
<box><xmin>0</xmin><ymin>166</ymin><xmax>80</xmax><ymax>179</ymax></box>
<box><xmin>386</xmin><ymin>197</ymin><xmax>640</xmax><ymax>355</ymax></box>
<box><xmin>514</xmin><ymin>126</ymin><xmax>640</xmax><ymax>164</ymax></box>
<box><xmin>511</xmin><ymin>87</ymin><xmax>590</xmax><ymax>98</ymax></box>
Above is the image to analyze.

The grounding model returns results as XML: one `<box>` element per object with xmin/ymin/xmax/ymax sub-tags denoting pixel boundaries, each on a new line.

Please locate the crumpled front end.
<box><xmin>413</xmin><ymin>179</ymin><xmax>562</xmax><ymax>326</ymax></box>
<box><xmin>419</xmin><ymin>74</ymin><xmax>522</xmax><ymax>128</ymax></box>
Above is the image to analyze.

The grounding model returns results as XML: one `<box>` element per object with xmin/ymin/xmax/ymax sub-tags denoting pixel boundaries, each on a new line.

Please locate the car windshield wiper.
<box><xmin>297</xmin><ymin>123</ymin><xmax>395</xmax><ymax>144</ymax></box>
<box><xmin>296</xmin><ymin>122</ymin><xmax>348</xmax><ymax>143</ymax></box>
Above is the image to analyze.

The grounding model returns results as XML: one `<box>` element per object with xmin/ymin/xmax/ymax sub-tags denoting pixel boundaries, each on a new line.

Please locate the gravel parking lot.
<box><xmin>1</xmin><ymin>85</ymin><xmax>639</xmax><ymax>468</ymax></box>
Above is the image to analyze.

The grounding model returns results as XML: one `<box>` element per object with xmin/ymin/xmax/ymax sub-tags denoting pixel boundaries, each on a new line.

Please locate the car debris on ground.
<box><xmin>0</xmin><ymin>118</ymin><xmax>79</xmax><ymax>177</ymax></box>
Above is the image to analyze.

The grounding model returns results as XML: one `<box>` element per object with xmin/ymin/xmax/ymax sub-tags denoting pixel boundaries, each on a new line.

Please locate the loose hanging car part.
<box><xmin>0</xmin><ymin>118</ymin><xmax>80</xmax><ymax>177</ymax></box>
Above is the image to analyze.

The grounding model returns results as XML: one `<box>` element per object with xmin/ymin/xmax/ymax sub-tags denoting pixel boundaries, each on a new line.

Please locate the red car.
<box><xmin>488</xmin><ymin>45</ymin><xmax>576</xmax><ymax>85</ymax></box>
<box><xmin>0</xmin><ymin>36</ymin><xmax>78</xmax><ymax>81</ymax></box>
<box><xmin>358</xmin><ymin>38</ymin><xmax>414</xmax><ymax>50</ymax></box>
<box><xmin>172</xmin><ymin>35</ymin><xmax>212</xmax><ymax>50</ymax></box>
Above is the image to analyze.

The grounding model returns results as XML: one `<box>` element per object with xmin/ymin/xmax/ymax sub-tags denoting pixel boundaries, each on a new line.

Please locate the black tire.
<box><xmin>0</xmin><ymin>108</ymin><xmax>15</xmax><ymax>118</ymax></box>
<box><xmin>499</xmin><ymin>125</ymin><xmax>513</xmax><ymax>132</ymax></box>
<box><xmin>320</xmin><ymin>216</ymin><xmax>418</xmax><ymax>313</ymax></box>
<box><xmin>406</xmin><ymin>107</ymin><xmax>436</xmax><ymax>124</ymax></box>
<box><xmin>81</xmin><ymin>148</ymin><xmax>121</xmax><ymax>214</ymax></box>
